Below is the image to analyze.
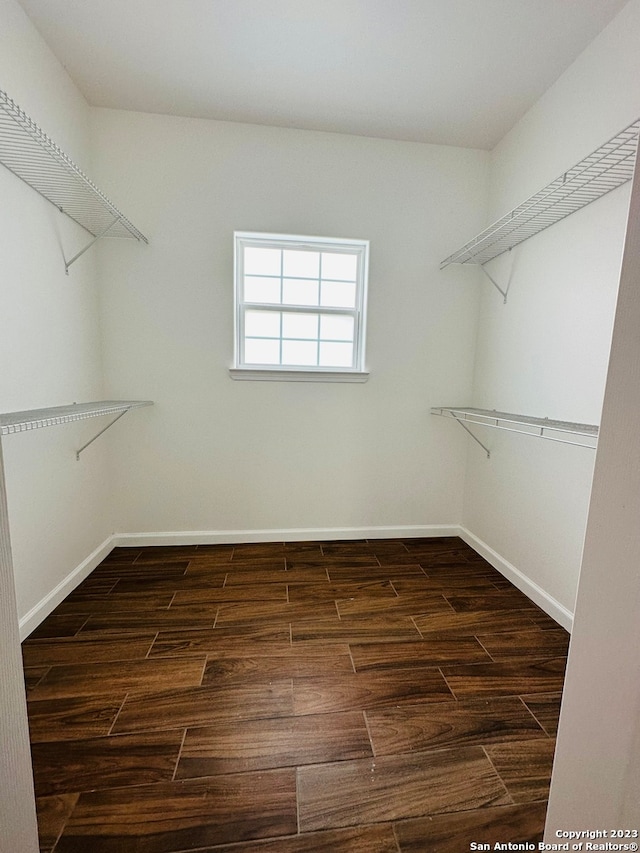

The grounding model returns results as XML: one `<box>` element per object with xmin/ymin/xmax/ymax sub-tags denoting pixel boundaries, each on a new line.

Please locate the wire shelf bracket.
<box><xmin>431</xmin><ymin>406</ymin><xmax>598</xmax><ymax>456</ymax></box>
<box><xmin>440</xmin><ymin>118</ymin><xmax>640</xmax><ymax>295</ymax></box>
<box><xmin>0</xmin><ymin>89</ymin><xmax>148</xmax><ymax>272</ymax></box>
<box><xmin>479</xmin><ymin>263</ymin><xmax>509</xmax><ymax>304</ymax></box>
<box><xmin>452</xmin><ymin>414</ymin><xmax>491</xmax><ymax>458</ymax></box>
<box><xmin>0</xmin><ymin>400</ymin><xmax>153</xmax><ymax>460</ymax></box>
<box><xmin>64</xmin><ymin>216</ymin><xmax>121</xmax><ymax>275</ymax></box>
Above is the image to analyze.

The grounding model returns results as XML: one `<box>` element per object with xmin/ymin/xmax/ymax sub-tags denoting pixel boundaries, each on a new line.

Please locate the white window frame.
<box><xmin>230</xmin><ymin>231</ymin><xmax>369</xmax><ymax>382</ymax></box>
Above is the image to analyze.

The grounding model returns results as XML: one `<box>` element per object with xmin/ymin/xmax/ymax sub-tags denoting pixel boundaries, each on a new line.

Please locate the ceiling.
<box><xmin>18</xmin><ymin>0</ymin><xmax>630</xmax><ymax>150</ymax></box>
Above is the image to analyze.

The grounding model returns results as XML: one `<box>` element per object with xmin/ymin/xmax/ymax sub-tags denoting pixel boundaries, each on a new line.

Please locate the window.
<box><xmin>231</xmin><ymin>232</ymin><xmax>369</xmax><ymax>381</ymax></box>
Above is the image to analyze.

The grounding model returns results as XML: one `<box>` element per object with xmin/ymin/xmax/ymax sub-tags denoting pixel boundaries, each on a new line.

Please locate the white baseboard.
<box><xmin>112</xmin><ymin>524</ymin><xmax>460</xmax><ymax>547</ymax></box>
<box><xmin>19</xmin><ymin>536</ymin><xmax>115</xmax><ymax>640</ymax></box>
<box><xmin>19</xmin><ymin>524</ymin><xmax>573</xmax><ymax>638</ymax></box>
<box><xmin>458</xmin><ymin>526</ymin><xmax>574</xmax><ymax>632</ymax></box>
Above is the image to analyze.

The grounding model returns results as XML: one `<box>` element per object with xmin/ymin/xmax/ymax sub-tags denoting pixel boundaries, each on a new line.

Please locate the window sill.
<box><xmin>229</xmin><ymin>367</ymin><xmax>369</xmax><ymax>383</ymax></box>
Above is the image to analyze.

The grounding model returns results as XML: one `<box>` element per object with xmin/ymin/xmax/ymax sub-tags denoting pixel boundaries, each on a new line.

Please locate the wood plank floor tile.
<box><xmin>225</xmin><ymin>568</ymin><xmax>329</xmax><ymax>585</ymax></box>
<box><xmin>203</xmin><ymin>641</ymin><xmax>352</xmax><ymax>659</ymax></box>
<box><xmin>328</xmin><ymin>565</ymin><xmax>426</xmax><ymax>581</ymax></box>
<box><xmin>413</xmin><ymin>610</ymin><xmax>540</xmax><ymax>638</ymax></box>
<box><xmin>23</xmin><ymin>665</ymin><xmax>50</xmax><ymax>693</ymax></box>
<box><xmin>176</xmin><ymin>711</ymin><xmax>372</xmax><ymax>778</ymax></box>
<box><xmin>27</xmin><ymin>614</ymin><xmax>88</xmax><ymax>639</ymax></box>
<box><xmin>195</xmin><ymin>543</ymin><xmax>236</xmax><ymax>555</ymax></box>
<box><xmin>529</xmin><ymin>609</ymin><xmax>569</xmax><ymax>630</ymax></box>
<box><xmin>27</xmin><ymin>694</ymin><xmax>125</xmax><ymax>742</ymax></box>
<box><xmin>79</xmin><ymin>607</ymin><xmax>218</xmax><ymax>633</ymax></box>
<box><xmin>233</xmin><ymin>542</ymin><xmax>286</xmax><ymax>556</ymax></box>
<box><xmin>350</xmin><ymin>638</ymin><xmax>492</xmax><ymax>670</ymax></box>
<box><xmin>419</xmin><ymin>556</ymin><xmax>492</xmax><ymax>570</ymax></box>
<box><xmin>445</xmin><ymin>591</ymin><xmax>542</xmax><ymax>613</ymax></box>
<box><xmin>321</xmin><ymin>543</ymin><xmax>377</xmax><ymax>557</ymax></box>
<box><xmin>147</xmin><ymin>626</ymin><xmax>291</xmax><ymax>658</ymax></box>
<box><xmin>172</xmin><ymin>584</ymin><xmax>288</xmax><ymax>605</ymax></box>
<box><xmin>31</xmin><ymin>730</ymin><xmax>184</xmax><ymax>796</ymax></box>
<box><xmin>191</xmin><ymin>823</ymin><xmax>400</xmax><ymax>852</ymax></box>
<box><xmin>491</xmin><ymin>575</ymin><xmax>518</xmax><ymax>588</ymax></box>
<box><xmin>367</xmin><ymin>554</ymin><xmax>423</xmax><ymax>566</ymax></box>
<box><xmin>521</xmin><ymin>693</ymin><xmax>563</xmax><ymax>736</ymax></box>
<box><xmin>187</xmin><ymin>545</ymin><xmax>234</xmax><ymax>561</ymax></box>
<box><xmin>367</xmin><ymin>539</ymin><xmax>412</xmax><ymax>552</ymax></box>
<box><xmin>203</xmin><ymin>652</ymin><xmax>354</xmax><ymax>684</ymax></box>
<box><xmin>441</xmin><ymin>658</ymin><xmax>567</xmax><ymax>699</ymax></box>
<box><xmin>422</xmin><ymin>563</ymin><xmax>506</xmax><ymax>578</ymax></box>
<box><xmin>288</xmin><ymin>556</ymin><xmax>380</xmax><ymax>569</ymax></box>
<box><xmin>36</xmin><ymin>793</ymin><xmax>80</xmax><ymax>853</ymax></box>
<box><xmin>112</xmin><ymin>575</ymin><xmax>226</xmax><ymax>595</ymax></box>
<box><xmin>90</xmin><ymin>561</ymin><xmax>190</xmax><ymax>579</ymax></box>
<box><xmin>393</xmin><ymin>802</ymin><xmax>547</xmax><ymax>852</ymax></box>
<box><xmin>66</xmin><ymin>577</ymin><xmax>119</xmax><ymax>597</ymax></box>
<box><xmin>402</xmin><ymin>536</ymin><xmax>466</xmax><ymax>552</ymax></box>
<box><xmin>485</xmin><ymin>738</ymin><xmax>557</xmax><ymax>803</ymax></box>
<box><xmin>29</xmin><ymin>657</ymin><xmax>206</xmax><ymax>699</ymax></box>
<box><xmin>298</xmin><ymin>747</ymin><xmax>511</xmax><ymax>831</ymax></box>
<box><xmin>293</xmin><ymin>669</ymin><xmax>454</xmax><ymax>715</ymax></box>
<box><xmin>187</xmin><ymin>564</ymin><xmax>286</xmax><ymax>581</ymax></box>
<box><xmin>291</xmin><ymin>615</ymin><xmax>421</xmax><ymax>644</ymax></box>
<box><xmin>365</xmin><ymin>697</ymin><xmax>546</xmax><ymax>755</ymax></box>
<box><xmin>393</xmin><ymin>576</ymin><xmax>506</xmax><ymax>593</ymax></box>
<box><xmin>102</xmin><ymin>546</ymin><xmax>142</xmax><ymax>562</ymax></box>
<box><xmin>336</xmin><ymin>593</ymin><xmax>452</xmax><ymax>618</ymax></box>
<box><xmin>52</xmin><ymin>592</ymin><xmax>175</xmax><ymax>616</ymax></box>
<box><xmin>55</xmin><ymin>770</ymin><xmax>298</xmax><ymax>852</ymax></box>
<box><xmin>133</xmin><ymin>546</ymin><xmax>199</xmax><ymax>562</ymax></box>
<box><xmin>179</xmin><ymin>642</ymin><xmax>315</xmax><ymax>661</ymax></box>
<box><xmin>215</xmin><ymin>600</ymin><xmax>339</xmax><ymax>626</ymax></box>
<box><xmin>22</xmin><ymin>632</ymin><xmax>156</xmax><ymax>667</ymax></box>
<box><xmin>112</xmin><ymin>681</ymin><xmax>294</xmax><ymax>733</ymax></box>
<box><xmin>180</xmin><ymin>555</ymin><xmax>234</xmax><ymax>569</ymax></box>
<box><xmin>284</xmin><ymin>540</ymin><xmax>325</xmax><ymax>553</ymax></box>
<box><xmin>477</xmin><ymin>630</ymin><xmax>570</xmax><ymax>660</ymax></box>
<box><xmin>405</xmin><ymin>542</ymin><xmax>472</xmax><ymax>566</ymax></box>
<box><xmin>229</xmin><ymin>556</ymin><xmax>287</xmax><ymax>569</ymax></box>
<box><xmin>287</xmin><ymin>580</ymin><xmax>396</xmax><ymax>602</ymax></box>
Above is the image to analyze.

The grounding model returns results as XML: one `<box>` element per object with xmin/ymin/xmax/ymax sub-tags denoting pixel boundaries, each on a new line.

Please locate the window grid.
<box><xmin>241</xmin><ymin>308</ymin><xmax>357</xmax><ymax>368</ymax></box>
<box><xmin>235</xmin><ymin>233</ymin><xmax>368</xmax><ymax>373</ymax></box>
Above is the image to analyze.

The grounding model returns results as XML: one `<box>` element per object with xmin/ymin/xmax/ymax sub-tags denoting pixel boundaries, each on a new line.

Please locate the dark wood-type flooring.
<box><xmin>22</xmin><ymin>537</ymin><xmax>568</xmax><ymax>852</ymax></box>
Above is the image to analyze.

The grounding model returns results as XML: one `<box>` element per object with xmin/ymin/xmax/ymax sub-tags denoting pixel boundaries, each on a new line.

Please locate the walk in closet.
<box><xmin>2</xmin><ymin>0</ymin><xmax>640</xmax><ymax>849</ymax></box>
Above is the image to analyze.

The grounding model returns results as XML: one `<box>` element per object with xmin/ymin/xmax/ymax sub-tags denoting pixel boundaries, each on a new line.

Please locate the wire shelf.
<box><xmin>441</xmin><ymin>119</ymin><xmax>640</xmax><ymax>268</ymax></box>
<box><xmin>0</xmin><ymin>401</ymin><xmax>153</xmax><ymax>435</ymax></box>
<box><xmin>0</xmin><ymin>89</ymin><xmax>148</xmax><ymax>243</ymax></box>
<box><xmin>431</xmin><ymin>406</ymin><xmax>598</xmax><ymax>453</ymax></box>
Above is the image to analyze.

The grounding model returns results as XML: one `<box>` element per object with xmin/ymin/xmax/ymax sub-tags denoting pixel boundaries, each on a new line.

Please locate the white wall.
<box><xmin>0</xmin><ymin>0</ymin><xmax>113</xmax><ymax>629</ymax></box>
<box><xmin>461</xmin><ymin>0</ymin><xmax>640</xmax><ymax>620</ymax></box>
<box><xmin>0</xmin><ymin>0</ymin><xmax>118</xmax><ymax>846</ymax></box>
<box><xmin>546</xmin><ymin>126</ymin><xmax>640</xmax><ymax>833</ymax></box>
<box><xmin>92</xmin><ymin>109</ymin><xmax>488</xmax><ymax>541</ymax></box>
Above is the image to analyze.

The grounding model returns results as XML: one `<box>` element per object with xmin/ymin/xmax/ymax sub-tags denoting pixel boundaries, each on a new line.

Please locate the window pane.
<box><xmin>282</xmin><ymin>278</ymin><xmax>319</xmax><ymax>306</ymax></box>
<box><xmin>320</xmin><ymin>280</ymin><xmax>356</xmax><ymax>308</ymax></box>
<box><xmin>320</xmin><ymin>314</ymin><xmax>354</xmax><ymax>342</ymax></box>
<box><xmin>282</xmin><ymin>340</ymin><xmax>318</xmax><ymax>366</ymax></box>
<box><xmin>321</xmin><ymin>252</ymin><xmax>357</xmax><ymax>281</ymax></box>
<box><xmin>245</xmin><ymin>338</ymin><xmax>280</xmax><ymax>364</ymax></box>
<box><xmin>283</xmin><ymin>249</ymin><xmax>319</xmax><ymax>278</ymax></box>
<box><xmin>244</xmin><ymin>275</ymin><xmax>281</xmax><ymax>304</ymax></box>
<box><xmin>245</xmin><ymin>310</ymin><xmax>280</xmax><ymax>338</ymax></box>
<box><xmin>235</xmin><ymin>233</ymin><xmax>367</xmax><ymax>374</ymax></box>
<box><xmin>244</xmin><ymin>246</ymin><xmax>281</xmax><ymax>276</ymax></box>
<box><xmin>282</xmin><ymin>312</ymin><xmax>319</xmax><ymax>340</ymax></box>
<box><xmin>319</xmin><ymin>341</ymin><xmax>354</xmax><ymax>367</ymax></box>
